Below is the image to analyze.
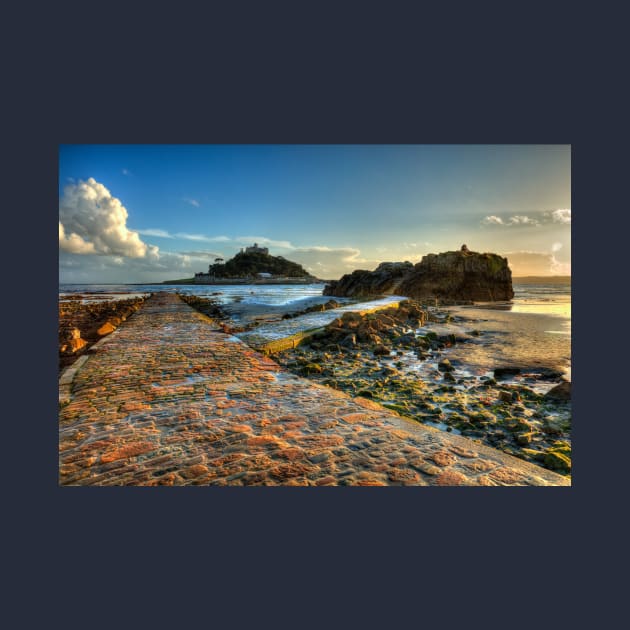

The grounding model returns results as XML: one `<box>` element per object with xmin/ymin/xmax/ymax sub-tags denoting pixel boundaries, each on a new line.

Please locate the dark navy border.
<box><xmin>7</xmin><ymin>2</ymin><xmax>614</xmax><ymax>627</ymax></box>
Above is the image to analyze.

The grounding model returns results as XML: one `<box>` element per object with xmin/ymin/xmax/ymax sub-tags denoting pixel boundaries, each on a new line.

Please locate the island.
<box><xmin>163</xmin><ymin>243</ymin><xmax>323</xmax><ymax>285</ymax></box>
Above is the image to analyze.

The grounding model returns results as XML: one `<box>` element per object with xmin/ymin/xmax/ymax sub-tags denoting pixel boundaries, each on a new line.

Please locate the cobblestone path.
<box><xmin>59</xmin><ymin>293</ymin><xmax>570</xmax><ymax>486</ymax></box>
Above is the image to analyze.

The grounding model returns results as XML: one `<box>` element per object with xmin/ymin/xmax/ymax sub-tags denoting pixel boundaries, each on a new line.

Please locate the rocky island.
<box><xmin>167</xmin><ymin>243</ymin><xmax>321</xmax><ymax>284</ymax></box>
<box><xmin>324</xmin><ymin>246</ymin><xmax>514</xmax><ymax>302</ymax></box>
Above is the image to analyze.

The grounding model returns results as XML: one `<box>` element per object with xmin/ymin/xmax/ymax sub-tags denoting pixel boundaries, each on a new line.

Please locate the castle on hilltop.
<box><xmin>193</xmin><ymin>242</ymin><xmax>317</xmax><ymax>284</ymax></box>
<box><xmin>241</xmin><ymin>242</ymin><xmax>269</xmax><ymax>255</ymax></box>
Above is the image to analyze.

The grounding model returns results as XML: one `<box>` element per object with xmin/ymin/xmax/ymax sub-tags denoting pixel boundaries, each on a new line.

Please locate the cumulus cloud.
<box><xmin>508</xmin><ymin>215</ymin><xmax>539</xmax><ymax>226</ymax></box>
<box><xmin>482</xmin><ymin>215</ymin><xmax>505</xmax><ymax>225</ymax></box>
<box><xmin>59</xmin><ymin>178</ymin><xmax>157</xmax><ymax>258</ymax></box>
<box><xmin>550</xmin><ymin>208</ymin><xmax>571</xmax><ymax>224</ymax></box>
<box><xmin>58</xmin><ymin>221</ymin><xmax>96</xmax><ymax>254</ymax></box>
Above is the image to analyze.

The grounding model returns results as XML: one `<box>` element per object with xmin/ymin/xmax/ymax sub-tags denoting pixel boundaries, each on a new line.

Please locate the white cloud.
<box><xmin>508</xmin><ymin>215</ymin><xmax>539</xmax><ymax>226</ymax></box>
<box><xmin>551</xmin><ymin>242</ymin><xmax>563</xmax><ymax>253</ymax></box>
<box><xmin>482</xmin><ymin>215</ymin><xmax>505</xmax><ymax>225</ymax></box>
<box><xmin>59</xmin><ymin>178</ymin><xmax>157</xmax><ymax>258</ymax></box>
<box><xmin>58</xmin><ymin>221</ymin><xmax>96</xmax><ymax>254</ymax></box>
<box><xmin>550</xmin><ymin>208</ymin><xmax>571</xmax><ymax>224</ymax></box>
<box><xmin>178</xmin><ymin>250</ymin><xmax>225</xmax><ymax>260</ymax></box>
<box><xmin>485</xmin><ymin>209</ymin><xmax>571</xmax><ymax>227</ymax></box>
<box><xmin>136</xmin><ymin>228</ymin><xmax>174</xmax><ymax>238</ymax></box>
<box><xmin>183</xmin><ymin>197</ymin><xmax>200</xmax><ymax>207</ymax></box>
<box><xmin>482</xmin><ymin>214</ymin><xmax>539</xmax><ymax>226</ymax></box>
<box><xmin>59</xmin><ymin>248</ymin><xmax>196</xmax><ymax>283</ymax></box>
<box><xmin>175</xmin><ymin>233</ymin><xmax>230</xmax><ymax>242</ymax></box>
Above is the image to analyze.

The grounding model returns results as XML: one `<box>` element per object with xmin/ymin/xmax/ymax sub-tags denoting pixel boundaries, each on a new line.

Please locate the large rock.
<box><xmin>399</xmin><ymin>250</ymin><xmax>513</xmax><ymax>301</ymax></box>
<box><xmin>324</xmin><ymin>249</ymin><xmax>513</xmax><ymax>302</ymax></box>
<box><xmin>323</xmin><ymin>262</ymin><xmax>414</xmax><ymax>298</ymax></box>
<box><xmin>544</xmin><ymin>381</ymin><xmax>571</xmax><ymax>401</ymax></box>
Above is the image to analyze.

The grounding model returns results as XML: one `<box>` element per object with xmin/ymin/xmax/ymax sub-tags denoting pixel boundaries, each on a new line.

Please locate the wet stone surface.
<box><xmin>273</xmin><ymin>304</ymin><xmax>572</xmax><ymax>476</ymax></box>
<box><xmin>59</xmin><ymin>293</ymin><xmax>569</xmax><ymax>486</ymax></box>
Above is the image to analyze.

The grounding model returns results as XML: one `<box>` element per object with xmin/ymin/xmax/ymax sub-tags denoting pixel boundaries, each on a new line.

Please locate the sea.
<box><xmin>59</xmin><ymin>279</ymin><xmax>571</xmax><ymax>382</ymax></box>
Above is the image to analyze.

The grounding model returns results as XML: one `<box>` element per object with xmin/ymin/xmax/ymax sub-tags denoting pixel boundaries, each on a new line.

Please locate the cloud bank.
<box><xmin>482</xmin><ymin>209</ymin><xmax>570</xmax><ymax>227</ymax></box>
<box><xmin>482</xmin><ymin>214</ymin><xmax>539</xmax><ymax>226</ymax></box>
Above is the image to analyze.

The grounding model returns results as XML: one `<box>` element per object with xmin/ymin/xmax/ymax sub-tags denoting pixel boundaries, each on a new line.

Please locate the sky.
<box><xmin>59</xmin><ymin>145</ymin><xmax>571</xmax><ymax>283</ymax></box>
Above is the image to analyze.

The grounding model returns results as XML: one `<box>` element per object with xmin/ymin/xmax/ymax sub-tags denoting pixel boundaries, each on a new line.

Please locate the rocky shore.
<box><xmin>271</xmin><ymin>300</ymin><xmax>571</xmax><ymax>476</ymax></box>
<box><xmin>60</xmin><ymin>290</ymin><xmax>571</xmax><ymax>479</ymax></box>
<box><xmin>59</xmin><ymin>296</ymin><xmax>147</xmax><ymax>373</ymax></box>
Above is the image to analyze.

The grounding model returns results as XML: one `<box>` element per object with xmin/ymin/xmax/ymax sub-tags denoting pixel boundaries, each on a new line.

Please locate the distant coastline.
<box><xmin>161</xmin><ymin>277</ymin><xmax>327</xmax><ymax>285</ymax></box>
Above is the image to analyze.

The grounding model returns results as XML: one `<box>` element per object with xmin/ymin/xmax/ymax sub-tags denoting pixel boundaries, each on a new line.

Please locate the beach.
<box><xmin>59</xmin><ymin>280</ymin><xmax>571</xmax><ymax>478</ymax></box>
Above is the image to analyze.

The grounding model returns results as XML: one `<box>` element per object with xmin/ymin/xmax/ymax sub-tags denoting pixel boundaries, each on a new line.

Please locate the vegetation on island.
<box><xmin>207</xmin><ymin>251</ymin><xmax>312</xmax><ymax>278</ymax></box>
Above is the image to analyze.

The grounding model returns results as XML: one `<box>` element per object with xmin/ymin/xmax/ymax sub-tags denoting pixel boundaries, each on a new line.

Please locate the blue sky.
<box><xmin>59</xmin><ymin>145</ymin><xmax>571</xmax><ymax>282</ymax></box>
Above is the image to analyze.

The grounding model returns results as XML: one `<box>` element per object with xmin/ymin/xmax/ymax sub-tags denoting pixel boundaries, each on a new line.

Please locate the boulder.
<box><xmin>494</xmin><ymin>367</ymin><xmax>521</xmax><ymax>380</ymax></box>
<box><xmin>544</xmin><ymin>381</ymin><xmax>571</xmax><ymax>401</ymax></box>
<box><xmin>324</xmin><ymin>250</ymin><xmax>513</xmax><ymax>301</ymax></box>
<box><xmin>97</xmin><ymin>322</ymin><xmax>116</xmax><ymax>336</ymax></box>
<box><xmin>541</xmin><ymin>415</ymin><xmax>569</xmax><ymax>436</ymax></box>
<box><xmin>63</xmin><ymin>337</ymin><xmax>87</xmax><ymax>354</ymax></box>
<box><xmin>373</xmin><ymin>344</ymin><xmax>391</xmax><ymax>356</ymax></box>
<box><xmin>544</xmin><ymin>450</ymin><xmax>571</xmax><ymax>473</ymax></box>
<box><xmin>301</xmin><ymin>363</ymin><xmax>323</xmax><ymax>375</ymax></box>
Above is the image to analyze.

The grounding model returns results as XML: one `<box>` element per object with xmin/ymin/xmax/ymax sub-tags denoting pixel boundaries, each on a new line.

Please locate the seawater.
<box><xmin>438</xmin><ymin>281</ymin><xmax>571</xmax><ymax>381</ymax></box>
<box><xmin>59</xmin><ymin>283</ymin><xmax>329</xmax><ymax>306</ymax></box>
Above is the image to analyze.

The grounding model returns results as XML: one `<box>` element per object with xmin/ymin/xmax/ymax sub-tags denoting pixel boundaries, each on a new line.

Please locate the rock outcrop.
<box><xmin>323</xmin><ymin>262</ymin><xmax>414</xmax><ymax>298</ymax></box>
<box><xmin>324</xmin><ymin>250</ymin><xmax>514</xmax><ymax>302</ymax></box>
